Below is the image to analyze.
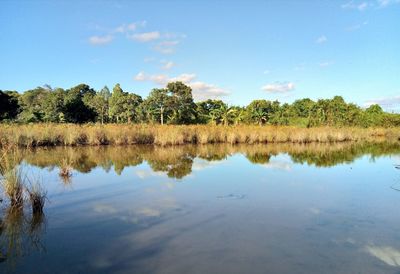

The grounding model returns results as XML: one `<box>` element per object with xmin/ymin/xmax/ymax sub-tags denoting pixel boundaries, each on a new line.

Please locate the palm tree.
<box><xmin>210</xmin><ymin>104</ymin><xmax>235</xmax><ymax>126</ymax></box>
<box><xmin>252</xmin><ymin>108</ymin><xmax>268</xmax><ymax>125</ymax></box>
<box><xmin>232</xmin><ymin>108</ymin><xmax>245</xmax><ymax>125</ymax></box>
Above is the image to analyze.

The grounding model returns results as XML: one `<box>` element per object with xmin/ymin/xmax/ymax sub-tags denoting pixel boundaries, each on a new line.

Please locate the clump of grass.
<box><xmin>26</xmin><ymin>180</ymin><xmax>47</xmax><ymax>215</ymax></box>
<box><xmin>0</xmin><ymin>149</ymin><xmax>24</xmax><ymax>209</ymax></box>
<box><xmin>59</xmin><ymin>158</ymin><xmax>73</xmax><ymax>181</ymax></box>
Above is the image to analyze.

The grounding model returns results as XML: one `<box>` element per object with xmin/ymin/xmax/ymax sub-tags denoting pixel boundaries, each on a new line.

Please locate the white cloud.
<box><xmin>134</xmin><ymin>72</ymin><xmax>168</xmax><ymax>84</ymax></box>
<box><xmin>341</xmin><ymin>1</ymin><xmax>370</xmax><ymax>10</ymax></box>
<box><xmin>88</xmin><ymin>35</ymin><xmax>114</xmax><ymax>45</ymax></box>
<box><xmin>169</xmin><ymin>73</ymin><xmax>197</xmax><ymax>83</ymax></box>
<box><xmin>161</xmin><ymin>60</ymin><xmax>175</xmax><ymax>70</ymax></box>
<box><xmin>365</xmin><ymin>95</ymin><xmax>400</xmax><ymax>111</ymax></box>
<box><xmin>261</xmin><ymin>82</ymin><xmax>295</xmax><ymax>93</ymax></box>
<box><xmin>263</xmin><ymin>70</ymin><xmax>270</xmax><ymax>75</ymax></box>
<box><xmin>153</xmin><ymin>40</ymin><xmax>180</xmax><ymax>54</ymax></box>
<box><xmin>128</xmin><ymin>31</ymin><xmax>161</xmax><ymax>42</ymax></box>
<box><xmin>134</xmin><ymin>72</ymin><xmax>229</xmax><ymax>100</ymax></box>
<box><xmin>316</xmin><ymin>35</ymin><xmax>327</xmax><ymax>44</ymax></box>
<box><xmin>190</xmin><ymin>81</ymin><xmax>230</xmax><ymax>100</ymax></box>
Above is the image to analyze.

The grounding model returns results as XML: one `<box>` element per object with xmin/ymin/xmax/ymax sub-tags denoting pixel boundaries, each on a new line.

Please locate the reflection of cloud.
<box><xmin>309</xmin><ymin>207</ymin><xmax>321</xmax><ymax>215</ymax></box>
<box><xmin>192</xmin><ymin>159</ymin><xmax>224</xmax><ymax>171</ymax></box>
<box><xmin>135</xmin><ymin>169</ymin><xmax>165</xmax><ymax>179</ymax></box>
<box><xmin>263</xmin><ymin>160</ymin><xmax>292</xmax><ymax>171</ymax></box>
<box><xmin>165</xmin><ymin>182</ymin><xmax>175</xmax><ymax>189</ymax></box>
<box><xmin>136</xmin><ymin>207</ymin><xmax>161</xmax><ymax>217</ymax></box>
<box><xmin>93</xmin><ymin>204</ymin><xmax>118</xmax><ymax>214</ymax></box>
<box><xmin>365</xmin><ymin>245</ymin><xmax>400</xmax><ymax>266</ymax></box>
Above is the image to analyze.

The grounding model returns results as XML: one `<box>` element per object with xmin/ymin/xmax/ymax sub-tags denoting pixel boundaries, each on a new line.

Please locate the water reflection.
<box><xmin>12</xmin><ymin>142</ymin><xmax>400</xmax><ymax>179</ymax></box>
<box><xmin>0</xmin><ymin>207</ymin><xmax>46</xmax><ymax>269</ymax></box>
<box><xmin>0</xmin><ymin>142</ymin><xmax>400</xmax><ymax>273</ymax></box>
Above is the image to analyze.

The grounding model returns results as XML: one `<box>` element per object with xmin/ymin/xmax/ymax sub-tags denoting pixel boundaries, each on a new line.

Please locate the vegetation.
<box><xmin>7</xmin><ymin>142</ymin><xmax>400</xmax><ymax>179</ymax></box>
<box><xmin>0</xmin><ymin>149</ymin><xmax>24</xmax><ymax>208</ymax></box>
<box><xmin>59</xmin><ymin>158</ymin><xmax>73</xmax><ymax>182</ymax></box>
<box><xmin>0</xmin><ymin>148</ymin><xmax>47</xmax><ymax>211</ymax></box>
<box><xmin>0</xmin><ymin>124</ymin><xmax>399</xmax><ymax>148</ymax></box>
<box><xmin>26</xmin><ymin>182</ymin><xmax>47</xmax><ymax>215</ymax></box>
<box><xmin>1</xmin><ymin>82</ymin><xmax>400</xmax><ymax>127</ymax></box>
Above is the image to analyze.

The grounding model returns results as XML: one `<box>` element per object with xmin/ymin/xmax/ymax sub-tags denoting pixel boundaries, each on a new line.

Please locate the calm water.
<box><xmin>1</xmin><ymin>143</ymin><xmax>400</xmax><ymax>273</ymax></box>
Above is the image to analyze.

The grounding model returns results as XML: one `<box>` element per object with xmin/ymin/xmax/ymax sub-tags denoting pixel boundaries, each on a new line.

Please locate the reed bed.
<box><xmin>0</xmin><ymin>124</ymin><xmax>399</xmax><ymax>148</ymax></box>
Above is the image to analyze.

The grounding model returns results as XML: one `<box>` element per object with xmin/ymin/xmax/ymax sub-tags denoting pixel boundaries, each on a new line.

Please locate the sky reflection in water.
<box><xmin>1</xmin><ymin>143</ymin><xmax>400</xmax><ymax>274</ymax></box>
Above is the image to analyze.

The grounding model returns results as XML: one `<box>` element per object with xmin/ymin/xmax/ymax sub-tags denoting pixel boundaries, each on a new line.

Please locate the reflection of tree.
<box><xmin>148</xmin><ymin>155</ymin><xmax>193</xmax><ymax>179</ymax></box>
<box><xmin>12</xmin><ymin>141</ymin><xmax>400</xmax><ymax>179</ymax></box>
<box><xmin>246</xmin><ymin>152</ymin><xmax>272</xmax><ymax>164</ymax></box>
<box><xmin>0</xmin><ymin>206</ymin><xmax>46</xmax><ymax>269</ymax></box>
<box><xmin>289</xmin><ymin>142</ymin><xmax>400</xmax><ymax>167</ymax></box>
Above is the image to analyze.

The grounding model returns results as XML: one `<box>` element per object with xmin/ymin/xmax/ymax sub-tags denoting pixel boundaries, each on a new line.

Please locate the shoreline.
<box><xmin>1</xmin><ymin>124</ymin><xmax>399</xmax><ymax>148</ymax></box>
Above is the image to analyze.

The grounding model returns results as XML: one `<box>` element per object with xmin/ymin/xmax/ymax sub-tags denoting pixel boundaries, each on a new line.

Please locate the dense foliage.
<box><xmin>1</xmin><ymin>82</ymin><xmax>399</xmax><ymax>127</ymax></box>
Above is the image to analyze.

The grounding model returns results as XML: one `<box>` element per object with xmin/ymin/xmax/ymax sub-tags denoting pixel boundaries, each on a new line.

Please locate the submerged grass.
<box><xmin>0</xmin><ymin>147</ymin><xmax>47</xmax><ymax>213</ymax></box>
<box><xmin>58</xmin><ymin>158</ymin><xmax>73</xmax><ymax>182</ymax></box>
<box><xmin>26</xmin><ymin>180</ymin><xmax>47</xmax><ymax>215</ymax></box>
<box><xmin>0</xmin><ymin>124</ymin><xmax>399</xmax><ymax>148</ymax></box>
<box><xmin>0</xmin><ymin>149</ymin><xmax>24</xmax><ymax>208</ymax></box>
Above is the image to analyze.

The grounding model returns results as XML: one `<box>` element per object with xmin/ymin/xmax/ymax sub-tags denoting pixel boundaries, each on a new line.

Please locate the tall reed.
<box><xmin>0</xmin><ymin>124</ymin><xmax>399</xmax><ymax>148</ymax></box>
<box><xmin>0</xmin><ymin>148</ymin><xmax>24</xmax><ymax>208</ymax></box>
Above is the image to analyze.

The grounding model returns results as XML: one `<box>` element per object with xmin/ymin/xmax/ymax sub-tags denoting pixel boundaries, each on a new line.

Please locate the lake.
<box><xmin>1</xmin><ymin>142</ymin><xmax>400</xmax><ymax>273</ymax></box>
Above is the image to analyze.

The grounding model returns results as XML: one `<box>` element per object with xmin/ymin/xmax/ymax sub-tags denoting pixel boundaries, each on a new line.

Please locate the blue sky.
<box><xmin>1</xmin><ymin>0</ymin><xmax>399</xmax><ymax>110</ymax></box>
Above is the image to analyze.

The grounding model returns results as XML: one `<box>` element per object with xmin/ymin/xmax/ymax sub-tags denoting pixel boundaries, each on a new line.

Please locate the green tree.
<box><xmin>63</xmin><ymin>84</ymin><xmax>96</xmax><ymax>123</ymax></box>
<box><xmin>142</xmin><ymin>88</ymin><xmax>171</xmax><ymax>125</ymax></box>
<box><xmin>166</xmin><ymin>82</ymin><xmax>197</xmax><ymax>124</ymax></box>
<box><xmin>0</xmin><ymin>90</ymin><xmax>20</xmax><ymax>121</ymax></box>
<box><xmin>246</xmin><ymin>100</ymin><xmax>274</xmax><ymax>125</ymax></box>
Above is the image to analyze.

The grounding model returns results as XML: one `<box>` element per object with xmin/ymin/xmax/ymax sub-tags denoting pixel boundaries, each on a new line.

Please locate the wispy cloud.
<box><xmin>134</xmin><ymin>72</ymin><xmax>230</xmax><ymax>100</ymax></box>
<box><xmin>128</xmin><ymin>31</ymin><xmax>160</xmax><ymax>42</ymax></box>
<box><xmin>341</xmin><ymin>1</ymin><xmax>370</xmax><ymax>10</ymax></box>
<box><xmin>346</xmin><ymin>21</ymin><xmax>368</xmax><ymax>31</ymax></box>
<box><xmin>316</xmin><ymin>35</ymin><xmax>328</xmax><ymax>44</ymax></box>
<box><xmin>261</xmin><ymin>82</ymin><xmax>295</xmax><ymax>93</ymax></box>
<box><xmin>88</xmin><ymin>35</ymin><xmax>114</xmax><ymax>45</ymax></box>
<box><xmin>341</xmin><ymin>0</ymin><xmax>399</xmax><ymax>11</ymax></box>
<box><xmin>263</xmin><ymin>70</ymin><xmax>270</xmax><ymax>75</ymax></box>
<box><xmin>153</xmin><ymin>40</ymin><xmax>180</xmax><ymax>54</ymax></box>
<box><xmin>88</xmin><ymin>20</ymin><xmax>146</xmax><ymax>46</ymax></box>
<box><xmin>377</xmin><ymin>0</ymin><xmax>400</xmax><ymax>7</ymax></box>
<box><xmin>161</xmin><ymin>60</ymin><xmax>175</xmax><ymax>70</ymax></box>
<box><xmin>114</xmin><ymin>21</ymin><xmax>146</xmax><ymax>33</ymax></box>
<box><xmin>319</xmin><ymin>60</ymin><xmax>335</xmax><ymax>67</ymax></box>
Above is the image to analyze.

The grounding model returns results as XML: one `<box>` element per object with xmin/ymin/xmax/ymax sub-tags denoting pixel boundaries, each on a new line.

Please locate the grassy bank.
<box><xmin>0</xmin><ymin>124</ymin><xmax>399</xmax><ymax>147</ymax></box>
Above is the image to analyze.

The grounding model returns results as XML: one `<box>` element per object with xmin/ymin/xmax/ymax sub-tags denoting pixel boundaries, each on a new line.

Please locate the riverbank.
<box><xmin>0</xmin><ymin>124</ymin><xmax>399</xmax><ymax>147</ymax></box>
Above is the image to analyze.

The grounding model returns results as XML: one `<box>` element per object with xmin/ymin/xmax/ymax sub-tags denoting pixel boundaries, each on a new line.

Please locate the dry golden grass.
<box><xmin>0</xmin><ymin>148</ymin><xmax>24</xmax><ymax>208</ymax></box>
<box><xmin>0</xmin><ymin>124</ymin><xmax>399</xmax><ymax>148</ymax></box>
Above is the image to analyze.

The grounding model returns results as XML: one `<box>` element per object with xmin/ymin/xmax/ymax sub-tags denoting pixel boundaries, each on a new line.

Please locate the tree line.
<box><xmin>1</xmin><ymin>82</ymin><xmax>399</xmax><ymax>127</ymax></box>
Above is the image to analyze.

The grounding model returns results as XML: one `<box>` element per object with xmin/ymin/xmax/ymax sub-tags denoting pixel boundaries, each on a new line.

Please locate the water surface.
<box><xmin>1</xmin><ymin>142</ymin><xmax>400</xmax><ymax>273</ymax></box>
